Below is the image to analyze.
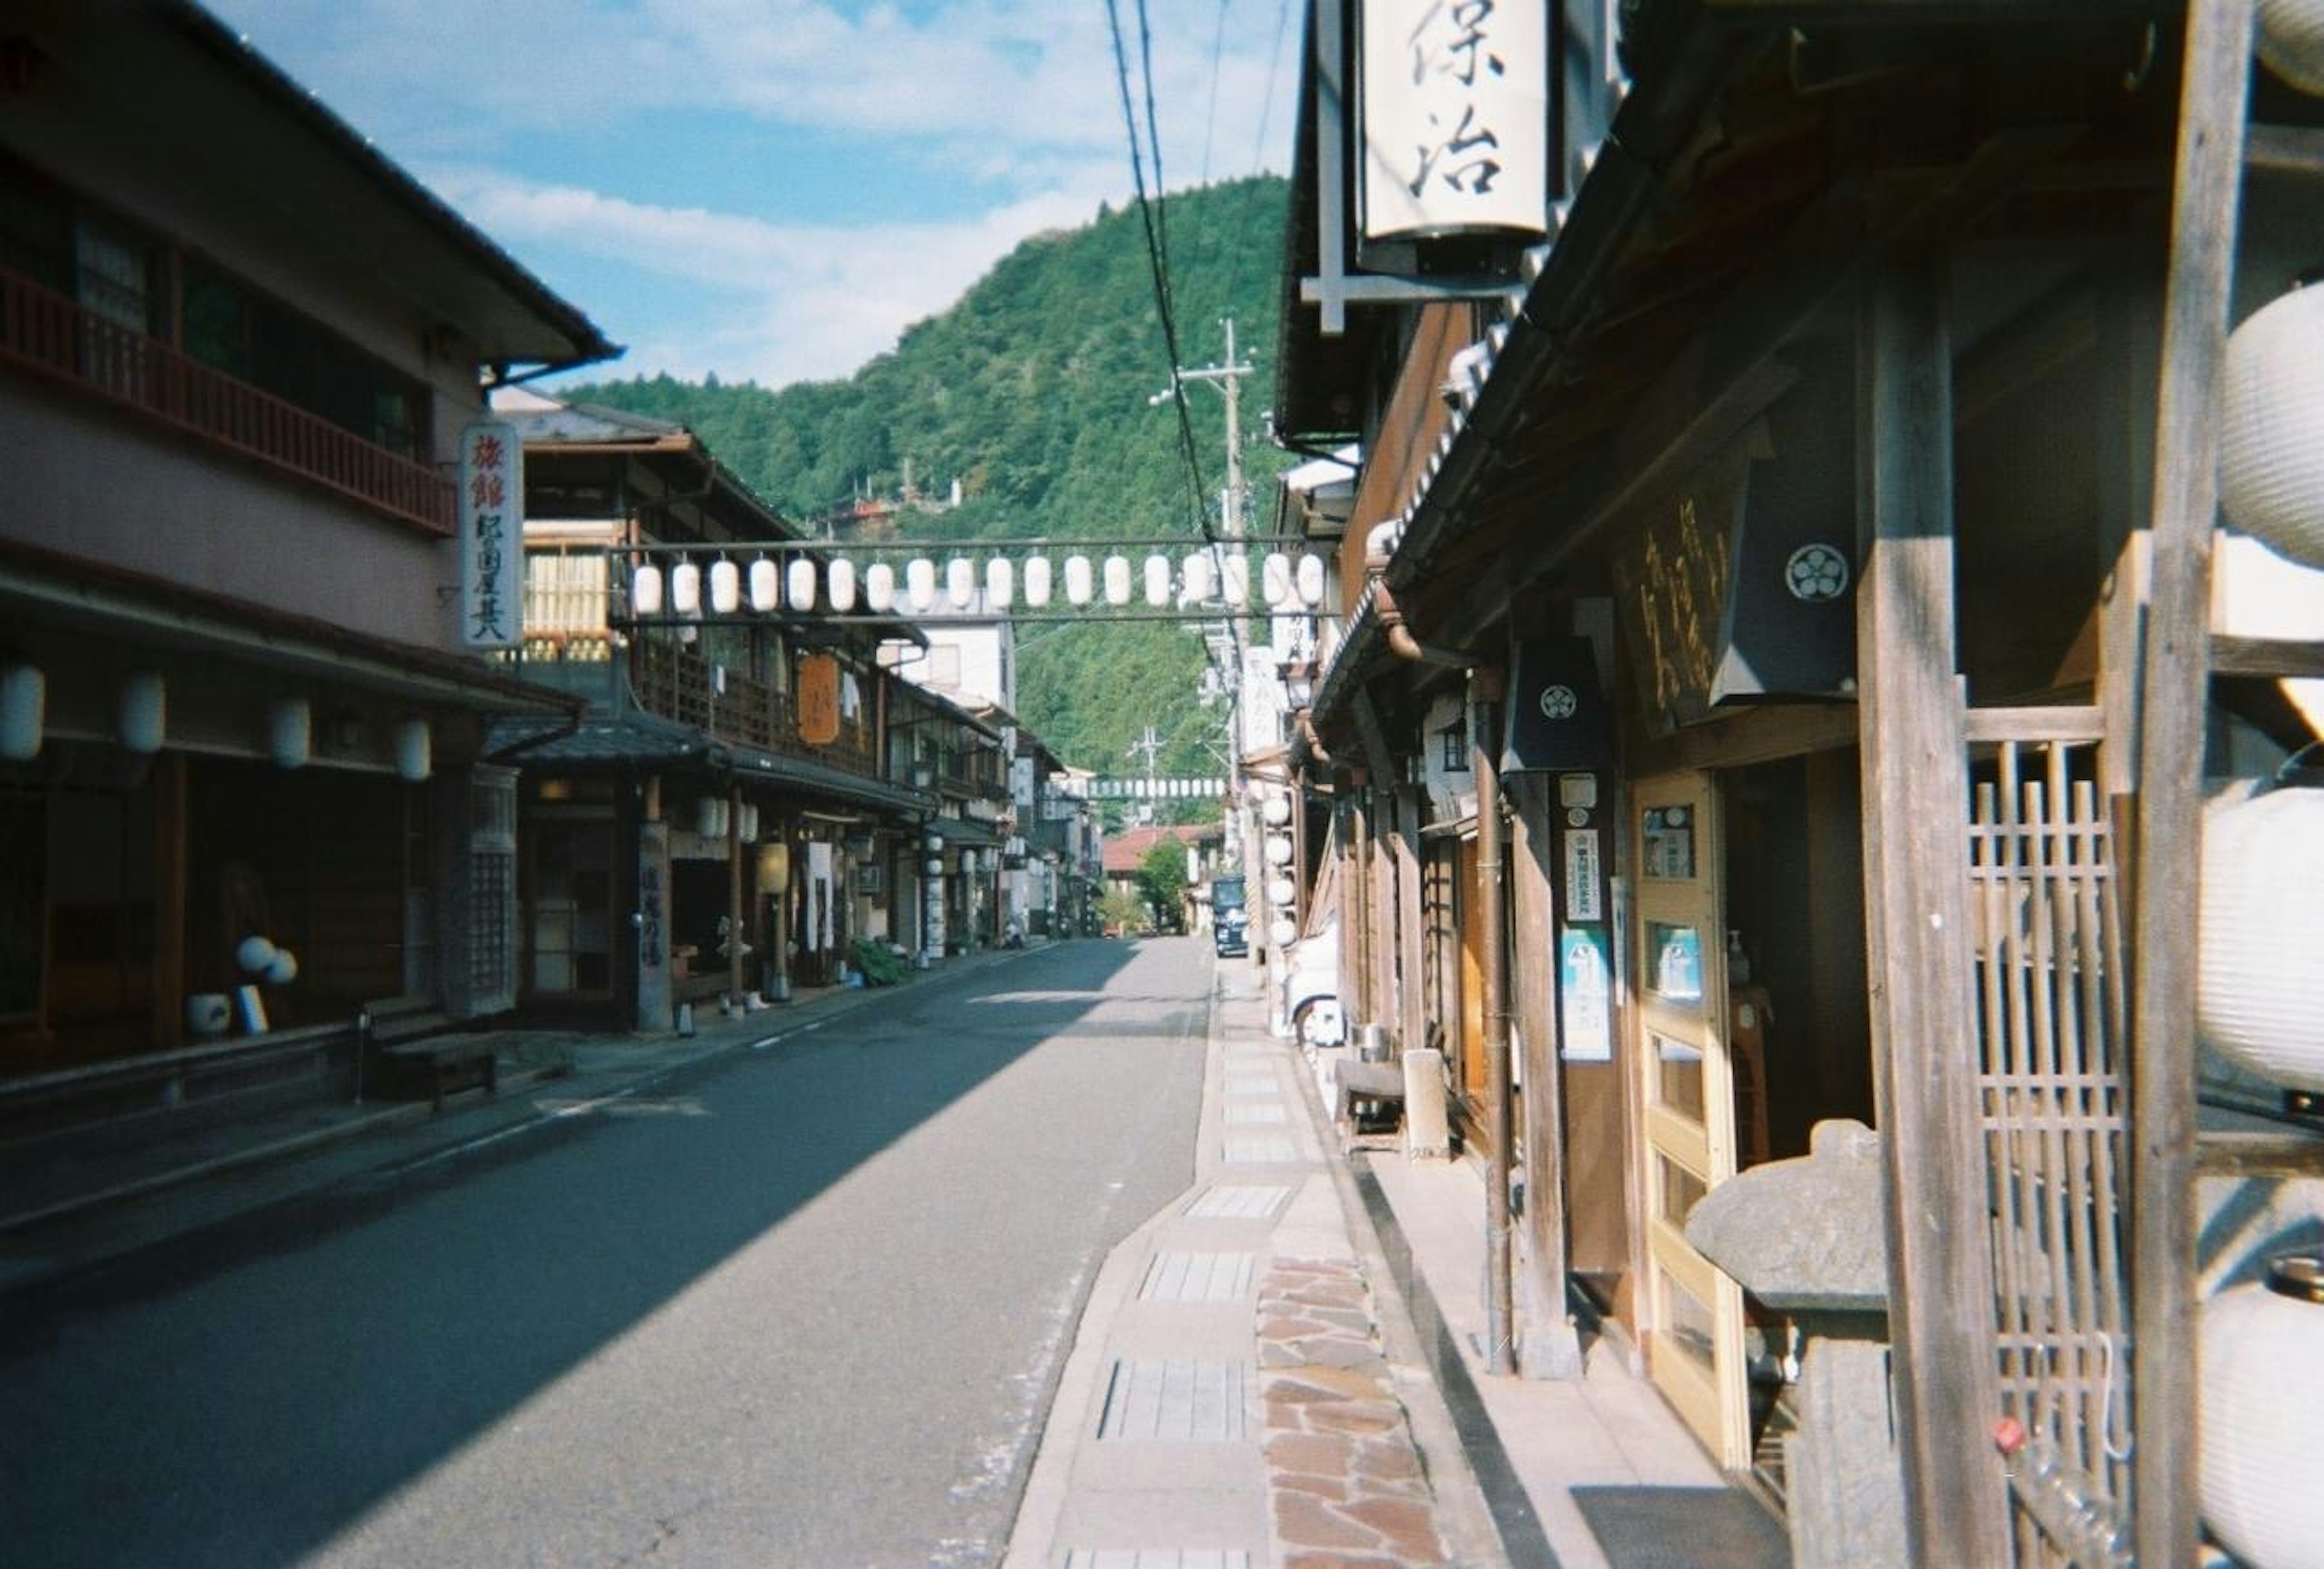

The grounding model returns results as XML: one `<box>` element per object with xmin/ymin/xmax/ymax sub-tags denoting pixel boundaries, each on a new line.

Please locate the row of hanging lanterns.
<box><xmin>0</xmin><ymin>662</ymin><xmax>430</xmax><ymax>780</ymax></box>
<box><xmin>628</xmin><ymin>549</ymin><xmax>1331</xmax><ymax>617</ymax></box>
<box><xmin>2201</xmin><ymin>32</ymin><xmax>2324</xmax><ymax>1569</ymax></box>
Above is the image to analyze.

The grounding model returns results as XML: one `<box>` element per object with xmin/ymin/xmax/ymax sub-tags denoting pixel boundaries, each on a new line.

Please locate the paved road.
<box><xmin>0</xmin><ymin>938</ymin><xmax>1212</xmax><ymax>1568</ymax></box>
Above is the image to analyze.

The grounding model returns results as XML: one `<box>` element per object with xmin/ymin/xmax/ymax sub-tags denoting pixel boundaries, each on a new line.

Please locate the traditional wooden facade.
<box><xmin>0</xmin><ymin>3</ymin><xmax>612</xmax><ymax>1120</ymax></box>
<box><xmin>1276</xmin><ymin>2</ymin><xmax>2324</xmax><ymax>1564</ymax></box>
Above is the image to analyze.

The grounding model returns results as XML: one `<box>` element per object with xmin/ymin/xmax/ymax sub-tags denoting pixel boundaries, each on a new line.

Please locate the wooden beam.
<box><xmin>1508</xmin><ymin>772</ymin><xmax>1582</xmax><ymax>1378</ymax></box>
<box><xmin>1856</xmin><ymin>250</ymin><xmax>2012</xmax><ymax>1563</ymax></box>
<box><xmin>1961</xmin><ymin>705</ymin><xmax>2107</xmax><ymax>745</ymax></box>
<box><xmin>2133</xmin><ymin>6</ymin><xmax>2254</xmax><ymax>1562</ymax></box>
<box><xmin>1627</xmin><ymin>701</ymin><xmax>1861</xmax><ymax>777</ymax></box>
<box><xmin>1395</xmin><ymin>786</ymin><xmax>1426</xmax><ymax>1059</ymax></box>
<box><xmin>2210</xmin><ymin>634</ymin><xmax>2324</xmax><ymax>680</ymax></box>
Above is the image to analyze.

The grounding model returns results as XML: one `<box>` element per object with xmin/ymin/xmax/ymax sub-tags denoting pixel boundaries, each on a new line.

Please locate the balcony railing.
<box><xmin>0</xmin><ymin>264</ymin><xmax>456</xmax><ymax>535</ymax></box>
<box><xmin>634</xmin><ymin>639</ymin><xmax>879</xmax><ymax>778</ymax></box>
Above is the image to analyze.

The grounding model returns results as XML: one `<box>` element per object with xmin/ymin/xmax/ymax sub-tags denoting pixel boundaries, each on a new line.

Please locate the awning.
<box><xmin>487</xmin><ymin>710</ymin><xmax>937</xmax><ymax>819</ymax></box>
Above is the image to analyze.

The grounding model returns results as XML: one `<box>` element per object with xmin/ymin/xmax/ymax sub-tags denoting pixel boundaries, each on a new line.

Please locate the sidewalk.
<box><xmin>1006</xmin><ymin>961</ymin><xmax>1790</xmax><ymax>1569</ymax></box>
<box><xmin>0</xmin><ymin>945</ymin><xmax>1039</xmax><ymax>1305</ymax></box>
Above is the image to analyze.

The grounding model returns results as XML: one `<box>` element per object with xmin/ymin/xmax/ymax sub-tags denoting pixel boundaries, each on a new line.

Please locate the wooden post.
<box><xmin>1509</xmin><ymin>771</ymin><xmax>1581</xmax><ymax>1377</ymax></box>
<box><xmin>2133</xmin><ymin>5</ymin><xmax>2253</xmax><ymax>1561</ymax></box>
<box><xmin>1395</xmin><ymin>785</ymin><xmax>1426</xmax><ymax>1059</ymax></box>
<box><xmin>727</xmin><ymin>783</ymin><xmax>746</xmax><ymax>1002</ymax></box>
<box><xmin>1473</xmin><ymin>666</ymin><xmax>1515</xmax><ymax>1375</ymax></box>
<box><xmin>1856</xmin><ymin>251</ymin><xmax>2012</xmax><ymax>1561</ymax></box>
<box><xmin>1370</xmin><ymin>784</ymin><xmax>1396</xmax><ymax>1034</ymax></box>
<box><xmin>1345</xmin><ymin>791</ymin><xmax>1371</xmax><ymax>1027</ymax></box>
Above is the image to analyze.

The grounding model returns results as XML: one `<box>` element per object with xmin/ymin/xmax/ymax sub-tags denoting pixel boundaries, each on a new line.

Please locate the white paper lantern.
<box><xmin>2260</xmin><ymin>0</ymin><xmax>2324</xmax><ymax>94</ymax></box>
<box><xmin>1103</xmin><ymin>555</ymin><xmax>1132</xmax><ymax>606</ymax></box>
<box><xmin>1221</xmin><ymin>553</ymin><xmax>1250</xmax><ymax>607</ymax></box>
<box><xmin>1270</xmin><ymin>917</ymin><xmax>1299</xmax><ymax>948</ymax></box>
<box><xmin>986</xmin><ymin>558</ymin><xmax>1015</xmax><ymax>608</ymax></box>
<box><xmin>1297</xmin><ymin>552</ymin><xmax>1327</xmax><ymax>607</ymax></box>
<box><xmin>269</xmin><ymin>698</ymin><xmax>311</xmax><ymax>769</ymax></box>
<box><xmin>264</xmin><ymin>948</ymin><xmax>299</xmax><ymax>986</ymax></box>
<box><xmin>787</xmin><ymin>558</ymin><xmax>818</xmax><ymax>611</ymax></box>
<box><xmin>2</xmin><ymin>662</ymin><xmax>44</xmax><ymax>761</ymax></box>
<box><xmin>236</xmin><ymin>935</ymin><xmax>278</xmax><ymax>975</ymax></box>
<box><xmin>1065</xmin><ymin>554</ymin><xmax>1094</xmax><ymax>605</ymax></box>
<box><xmin>865</xmin><ymin>563</ymin><xmax>897</xmax><ymax>613</ymax></box>
<box><xmin>947</xmin><ymin>558</ymin><xmax>976</xmax><ymax>608</ymax></box>
<box><xmin>119</xmin><ymin>671</ymin><xmax>165</xmax><ymax>755</ymax></box>
<box><xmin>697</xmin><ymin>796</ymin><xmax>729</xmax><ymax>839</ymax></box>
<box><xmin>1024</xmin><ymin>556</ymin><xmax>1052</xmax><ymax>607</ymax></box>
<box><xmin>1268</xmin><ymin>876</ymin><xmax>1297</xmax><ymax>906</ymax></box>
<box><xmin>632</xmin><ymin>562</ymin><xmax>665</xmax><ymax>617</ymax></box>
<box><xmin>394</xmin><ymin>718</ymin><xmax>432</xmax><ymax>782</ymax></box>
<box><xmin>2222</xmin><ymin>284</ymin><xmax>2324</xmax><ymax>567</ymax></box>
<box><xmin>1144</xmin><ymin>554</ymin><xmax>1172</xmax><ymax>607</ymax></box>
<box><xmin>1183</xmin><ymin>551</ymin><xmax>1215</xmax><ymax>602</ymax></box>
<box><xmin>671</xmin><ymin>559</ymin><xmax>702</xmax><ymax>617</ymax></box>
<box><xmin>2202</xmin><ymin>1255</ymin><xmax>2324</xmax><ymax>1569</ymax></box>
<box><xmin>708</xmin><ymin>558</ymin><xmax>741</xmax><ymax>614</ymax></box>
<box><xmin>1262</xmin><ymin>551</ymin><xmax>1295</xmax><ymax>607</ymax></box>
<box><xmin>737</xmin><ymin>803</ymin><xmax>760</xmax><ymax>843</ymax></box>
<box><xmin>749</xmin><ymin>558</ymin><xmax>781</xmax><ymax>613</ymax></box>
<box><xmin>2199</xmin><ymin>786</ymin><xmax>2324</xmax><ymax>1090</ymax></box>
<box><xmin>1262</xmin><ymin>792</ymin><xmax>1293</xmax><ymax>826</ymax></box>
<box><xmin>1265</xmin><ymin>834</ymin><xmax>1294</xmax><ymax>866</ymax></box>
<box><xmin>907</xmin><ymin>558</ymin><xmax>939</xmax><ymax>611</ymax></box>
<box><xmin>828</xmin><ymin>558</ymin><xmax>858</xmax><ymax>612</ymax></box>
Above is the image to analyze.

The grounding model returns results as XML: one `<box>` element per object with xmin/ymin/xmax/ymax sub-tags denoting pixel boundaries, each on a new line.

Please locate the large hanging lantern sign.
<box><xmin>796</xmin><ymin>653</ymin><xmax>843</xmax><ymax>746</ymax></box>
<box><xmin>2199</xmin><ymin>783</ymin><xmax>2324</xmax><ymax>1090</ymax></box>
<box><xmin>2221</xmin><ymin>283</ymin><xmax>2324</xmax><ymax>567</ymax></box>
<box><xmin>2201</xmin><ymin>1255</ymin><xmax>2324</xmax><ymax>1569</ymax></box>
<box><xmin>1357</xmin><ymin>0</ymin><xmax>1549</xmax><ymax>244</ymax></box>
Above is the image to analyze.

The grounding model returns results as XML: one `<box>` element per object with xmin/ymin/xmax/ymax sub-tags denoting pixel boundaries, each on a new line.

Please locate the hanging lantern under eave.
<box><xmin>119</xmin><ymin>671</ymin><xmax>165</xmax><ymax>755</ymax></box>
<box><xmin>1296</xmin><ymin>552</ymin><xmax>1327</xmax><ymax>607</ymax></box>
<box><xmin>1262</xmin><ymin>551</ymin><xmax>1295</xmax><ymax>608</ymax></box>
<box><xmin>907</xmin><ymin>558</ymin><xmax>939</xmax><ymax>611</ymax></box>
<box><xmin>393</xmin><ymin>718</ymin><xmax>432</xmax><ymax>782</ymax></box>
<box><xmin>1262</xmin><ymin>792</ymin><xmax>1293</xmax><ymax>826</ymax></box>
<box><xmin>737</xmin><ymin>802</ymin><xmax>760</xmax><ymax>843</ymax></box>
<box><xmin>2198</xmin><ymin>784</ymin><xmax>2324</xmax><ymax>1091</ymax></box>
<box><xmin>1</xmin><ymin>662</ymin><xmax>44</xmax><ymax>761</ymax></box>
<box><xmin>671</xmin><ymin>559</ymin><xmax>703</xmax><ymax>617</ymax></box>
<box><xmin>1264</xmin><ymin>834</ymin><xmax>1294</xmax><ymax>866</ymax></box>
<box><xmin>1023</xmin><ymin>556</ymin><xmax>1052</xmax><ymax>607</ymax></box>
<box><xmin>827</xmin><ymin>558</ymin><xmax>858</xmax><ymax>612</ymax></box>
<box><xmin>865</xmin><ymin>562</ymin><xmax>896</xmax><ymax>613</ymax></box>
<box><xmin>1269</xmin><ymin>917</ymin><xmax>1299</xmax><ymax>948</ymax></box>
<box><xmin>697</xmin><ymin>795</ymin><xmax>729</xmax><ymax>840</ymax></box>
<box><xmin>947</xmin><ymin>557</ymin><xmax>976</xmax><ymax>608</ymax></box>
<box><xmin>2260</xmin><ymin>0</ymin><xmax>2324</xmax><ymax>95</ymax></box>
<box><xmin>787</xmin><ymin>558</ymin><xmax>818</xmax><ymax>613</ymax></box>
<box><xmin>268</xmin><ymin>698</ymin><xmax>311</xmax><ymax>769</ymax></box>
<box><xmin>2222</xmin><ymin>283</ymin><xmax>2324</xmax><ymax>567</ymax></box>
<box><xmin>986</xmin><ymin>557</ymin><xmax>1015</xmax><ymax>608</ymax></box>
<box><xmin>1267</xmin><ymin>876</ymin><xmax>1296</xmax><ymax>906</ymax></box>
<box><xmin>2201</xmin><ymin>1255</ymin><xmax>2324</xmax><ymax>1569</ymax></box>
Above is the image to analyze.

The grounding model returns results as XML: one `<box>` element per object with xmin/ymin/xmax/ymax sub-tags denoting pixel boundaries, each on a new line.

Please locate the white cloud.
<box><xmin>430</xmin><ymin>166</ymin><xmax>1109</xmax><ymax>386</ymax></box>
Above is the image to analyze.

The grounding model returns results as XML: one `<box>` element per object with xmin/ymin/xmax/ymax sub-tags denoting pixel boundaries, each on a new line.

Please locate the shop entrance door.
<box><xmin>1631</xmin><ymin>770</ymin><xmax>1750</xmax><ymax>1469</ymax></box>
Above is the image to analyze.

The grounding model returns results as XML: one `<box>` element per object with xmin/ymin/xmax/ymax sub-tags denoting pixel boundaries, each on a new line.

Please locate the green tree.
<box><xmin>1136</xmin><ymin>840</ymin><xmax>1189</xmax><ymax>929</ymax></box>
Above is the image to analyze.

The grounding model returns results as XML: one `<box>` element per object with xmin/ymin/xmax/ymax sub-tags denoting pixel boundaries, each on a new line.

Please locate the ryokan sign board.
<box><xmin>460</xmin><ymin>421</ymin><xmax>522</xmax><ymax>650</ymax></box>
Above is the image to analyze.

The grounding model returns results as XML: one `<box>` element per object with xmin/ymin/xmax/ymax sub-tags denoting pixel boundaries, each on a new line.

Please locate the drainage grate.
<box><xmin>1186</xmin><ymin>1184</ymin><xmax>1291</xmax><ymax>1220</ymax></box>
<box><xmin>1221</xmin><ymin>1134</ymin><xmax>1298</xmax><ymax>1163</ymax></box>
<box><xmin>1096</xmin><ymin>1359</ymin><xmax>1251</xmax><ymax>1441</ymax></box>
<box><xmin>1138</xmin><ymin>1251</ymin><xmax>1258</xmax><ymax>1303</ymax></box>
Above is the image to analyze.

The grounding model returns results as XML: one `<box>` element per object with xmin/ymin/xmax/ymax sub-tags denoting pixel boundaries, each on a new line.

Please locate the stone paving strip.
<box><xmin>1258</xmin><ymin>1257</ymin><xmax>1451</xmax><ymax>1569</ymax></box>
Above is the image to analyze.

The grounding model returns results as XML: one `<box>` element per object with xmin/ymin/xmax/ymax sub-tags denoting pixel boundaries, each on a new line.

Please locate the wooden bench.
<box><xmin>363</xmin><ymin>1002</ymin><xmax>497</xmax><ymax>1113</ymax></box>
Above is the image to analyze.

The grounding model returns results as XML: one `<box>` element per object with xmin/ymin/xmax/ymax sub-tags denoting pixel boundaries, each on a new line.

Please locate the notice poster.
<box><xmin>1564</xmin><ymin>829</ymin><xmax>1602</xmax><ymax>921</ymax></box>
<box><xmin>1559</xmin><ymin>926</ymin><xmax>1613</xmax><ymax>1062</ymax></box>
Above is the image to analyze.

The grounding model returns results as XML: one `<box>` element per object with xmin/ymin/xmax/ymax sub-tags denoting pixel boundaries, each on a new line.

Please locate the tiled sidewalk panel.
<box><xmin>1097</xmin><ymin>1359</ymin><xmax>1251</xmax><ymax>1441</ymax></box>
<box><xmin>1221</xmin><ymin>1135</ymin><xmax>1298</xmax><ymax>1164</ymax></box>
<box><xmin>1140</xmin><ymin>1251</ymin><xmax>1259</xmax><ymax>1304</ymax></box>
<box><xmin>1221</xmin><ymin>1102</ymin><xmax>1287</xmax><ymax>1124</ymax></box>
<box><xmin>1187</xmin><ymin>1185</ymin><xmax>1290</xmax><ymax>1220</ymax></box>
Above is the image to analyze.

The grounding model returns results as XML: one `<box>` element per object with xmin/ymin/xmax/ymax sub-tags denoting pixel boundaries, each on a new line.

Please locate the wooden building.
<box><xmin>1274</xmin><ymin>2</ymin><xmax>2324</xmax><ymax>1564</ymax></box>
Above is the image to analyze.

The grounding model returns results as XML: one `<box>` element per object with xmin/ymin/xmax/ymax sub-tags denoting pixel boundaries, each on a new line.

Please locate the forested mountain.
<box><xmin>556</xmin><ymin>174</ymin><xmax>1294</xmax><ymax>798</ymax></box>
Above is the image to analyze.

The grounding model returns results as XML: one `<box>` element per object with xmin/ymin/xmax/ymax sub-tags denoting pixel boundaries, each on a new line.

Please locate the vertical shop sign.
<box><xmin>1359</xmin><ymin>0</ymin><xmax>1548</xmax><ymax>242</ymax></box>
<box><xmin>796</xmin><ymin>653</ymin><xmax>842</xmax><ymax>745</ymax></box>
<box><xmin>459</xmin><ymin>421</ymin><xmax>522</xmax><ymax>649</ymax></box>
<box><xmin>1559</xmin><ymin>926</ymin><xmax>1613</xmax><ymax>1061</ymax></box>
<box><xmin>1564</xmin><ymin>828</ymin><xmax>1603</xmax><ymax>921</ymax></box>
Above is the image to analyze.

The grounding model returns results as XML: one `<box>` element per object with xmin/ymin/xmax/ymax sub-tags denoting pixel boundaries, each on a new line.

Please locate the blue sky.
<box><xmin>203</xmin><ymin>1</ymin><xmax>1299</xmax><ymax>391</ymax></box>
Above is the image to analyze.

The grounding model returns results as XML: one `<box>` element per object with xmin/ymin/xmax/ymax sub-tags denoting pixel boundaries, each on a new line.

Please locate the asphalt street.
<box><xmin>0</xmin><ymin>937</ymin><xmax>1211</xmax><ymax>1569</ymax></box>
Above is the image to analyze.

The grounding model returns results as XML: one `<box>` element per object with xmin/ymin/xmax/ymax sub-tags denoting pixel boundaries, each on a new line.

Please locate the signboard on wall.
<box><xmin>796</xmin><ymin>654</ymin><xmax>842</xmax><ymax>745</ymax></box>
<box><xmin>459</xmin><ymin>421</ymin><xmax>522</xmax><ymax>649</ymax></box>
<box><xmin>1358</xmin><ymin>0</ymin><xmax>1549</xmax><ymax>243</ymax></box>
